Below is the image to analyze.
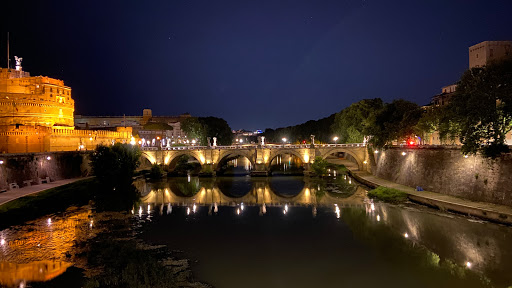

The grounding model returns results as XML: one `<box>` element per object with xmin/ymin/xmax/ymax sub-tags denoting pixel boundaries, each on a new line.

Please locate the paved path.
<box><xmin>0</xmin><ymin>178</ymin><xmax>87</xmax><ymax>206</ymax></box>
<box><xmin>329</xmin><ymin>158</ymin><xmax>512</xmax><ymax>225</ymax></box>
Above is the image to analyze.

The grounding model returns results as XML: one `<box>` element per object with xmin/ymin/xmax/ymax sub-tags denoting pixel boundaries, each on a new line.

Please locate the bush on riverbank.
<box><xmin>0</xmin><ymin>178</ymin><xmax>97</xmax><ymax>229</ymax></box>
<box><xmin>90</xmin><ymin>143</ymin><xmax>142</xmax><ymax>211</ymax></box>
<box><xmin>367</xmin><ymin>186</ymin><xmax>408</xmax><ymax>204</ymax></box>
<box><xmin>311</xmin><ymin>156</ymin><xmax>328</xmax><ymax>176</ymax></box>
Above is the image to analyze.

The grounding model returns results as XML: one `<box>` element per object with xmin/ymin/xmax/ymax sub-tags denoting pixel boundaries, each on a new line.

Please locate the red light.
<box><xmin>303</xmin><ymin>140</ymin><xmax>306</xmax><ymax>144</ymax></box>
<box><xmin>409</xmin><ymin>141</ymin><xmax>414</xmax><ymax>145</ymax></box>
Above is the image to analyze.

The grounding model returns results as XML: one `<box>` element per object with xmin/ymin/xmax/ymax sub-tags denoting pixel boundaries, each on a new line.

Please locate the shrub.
<box><xmin>367</xmin><ymin>186</ymin><xmax>408</xmax><ymax>204</ymax></box>
<box><xmin>311</xmin><ymin>156</ymin><xmax>328</xmax><ymax>176</ymax></box>
<box><xmin>149</xmin><ymin>164</ymin><xmax>164</xmax><ymax>179</ymax></box>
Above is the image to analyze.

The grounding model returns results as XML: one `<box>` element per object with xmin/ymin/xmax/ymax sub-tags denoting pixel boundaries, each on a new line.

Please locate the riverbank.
<box><xmin>0</xmin><ymin>178</ymin><xmax>96</xmax><ymax>229</ymax></box>
<box><xmin>331</xmin><ymin>159</ymin><xmax>512</xmax><ymax>225</ymax></box>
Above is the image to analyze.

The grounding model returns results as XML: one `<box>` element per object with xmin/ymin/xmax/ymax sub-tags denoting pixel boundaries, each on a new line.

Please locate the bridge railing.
<box><xmin>316</xmin><ymin>143</ymin><xmax>366</xmax><ymax>148</ymax></box>
<box><xmin>139</xmin><ymin>143</ymin><xmax>366</xmax><ymax>151</ymax></box>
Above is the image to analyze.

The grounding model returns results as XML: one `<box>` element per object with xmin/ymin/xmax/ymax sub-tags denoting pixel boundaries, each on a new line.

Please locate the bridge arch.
<box><xmin>320</xmin><ymin>148</ymin><xmax>364</xmax><ymax>169</ymax></box>
<box><xmin>215</xmin><ymin>150</ymin><xmax>256</xmax><ymax>171</ymax></box>
<box><xmin>165</xmin><ymin>150</ymin><xmax>205</xmax><ymax>166</ymax></box>
<box><xmin>141</xmin><ymin>151</ymin><xmax>157</xmax><ymax>165</ymax></box>
<box><xmin>268</xmin><ymin>149</ymin><xmax>306</xmax><ymax>167</ymax></box>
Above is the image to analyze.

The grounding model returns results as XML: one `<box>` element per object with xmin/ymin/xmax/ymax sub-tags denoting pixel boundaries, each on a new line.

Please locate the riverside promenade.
<box><xmin>0</xmin><ymin>178</ymin><xmax>86</xmax><ymax>206</ymax></box>
<box><xmin>331</xmin><ymin>159</ymin><xmax>512</xmax><ymax>225</ymax></box>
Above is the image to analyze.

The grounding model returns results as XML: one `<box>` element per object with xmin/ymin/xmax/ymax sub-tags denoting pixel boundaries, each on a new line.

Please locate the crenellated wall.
<box><xmin>371</xmin><ymin>147</ymin><xmax>512</xmax><ymax>207</ymax></box>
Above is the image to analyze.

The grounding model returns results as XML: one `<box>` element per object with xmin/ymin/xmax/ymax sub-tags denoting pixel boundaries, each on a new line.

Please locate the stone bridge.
<box><xmin>140</xmin><ymin>143</ymin><xmax>368</xmax><ymax>175</ymax></box>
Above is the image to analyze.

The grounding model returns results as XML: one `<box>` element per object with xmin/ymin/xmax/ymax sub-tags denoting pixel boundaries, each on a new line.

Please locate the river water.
<box><xmin>1</xmin><ymin>176</ymin><xmax>512</xmax><ymax>287</ymax></box>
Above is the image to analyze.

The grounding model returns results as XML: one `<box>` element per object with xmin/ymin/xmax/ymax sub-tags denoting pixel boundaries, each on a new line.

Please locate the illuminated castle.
<box><xmin>0</xmin><ymin>59</ymin><xmax>132</xmax><ymax>153</ymax></box>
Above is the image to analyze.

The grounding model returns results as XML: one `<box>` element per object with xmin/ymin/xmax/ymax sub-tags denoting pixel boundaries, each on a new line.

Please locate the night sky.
<box><xmin>3</xmin><ymin>0</ymin><xmax>512</xmax><ymax>130</ymax></box>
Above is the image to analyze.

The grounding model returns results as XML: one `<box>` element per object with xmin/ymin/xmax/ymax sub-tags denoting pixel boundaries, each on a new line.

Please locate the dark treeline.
<box><xmin>264</xmin><ymin>56</ymin><xmax>512</xmax><ymax>158</ymax></box>
<box><xmin>263</xmin><ymin>114</ymin><xmax>336</xmax><ymax>144</ymax></box>
<box><xmin>181</xmin><ymin>116</ymin><xmax>233</xmax><ymax>146</ymax></box>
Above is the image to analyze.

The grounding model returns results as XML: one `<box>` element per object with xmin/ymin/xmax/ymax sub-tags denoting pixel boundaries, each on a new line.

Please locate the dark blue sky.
<box><xmin>3</xmin><ymin>0</ymin><xmax>512</xmax><ymax>130</ymax></box>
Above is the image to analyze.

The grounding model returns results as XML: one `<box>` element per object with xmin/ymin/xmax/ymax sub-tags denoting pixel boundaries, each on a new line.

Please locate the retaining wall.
<box><xmin>0</xmin><ymin>151</ymin><xmax>92</xmax><ymax>190</ymax></box>
<box><xmin>372</xmin><ymin>147</ymin><xmax>512</xmax><ymax>207</ymax></box>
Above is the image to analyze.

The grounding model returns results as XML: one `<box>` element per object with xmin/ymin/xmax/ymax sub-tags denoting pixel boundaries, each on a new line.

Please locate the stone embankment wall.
<box><xmin>371</xmin><ymin>147</ymin><xmax>512</xmax><ymax>207</ymax></box>
<box><xmin>0</xmin><ymin>151</ymin><xmax>92</xmax><ymax>190</ymax></box>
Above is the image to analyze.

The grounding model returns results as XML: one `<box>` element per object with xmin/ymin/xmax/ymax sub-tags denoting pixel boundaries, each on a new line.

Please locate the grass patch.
<box><xmin>0</xmin><ymin>178</ymin><xmax>97</xmax><ymax>229</ymax></box>
<box><xmin>330</xmin><ymin>164</ymin><xmax>348</xmax><ymax>173</ymax></box>
<box><xmin>367</xmin><ymin>186</ymin><xmax>408</xmax><ymax>204</ymax></box>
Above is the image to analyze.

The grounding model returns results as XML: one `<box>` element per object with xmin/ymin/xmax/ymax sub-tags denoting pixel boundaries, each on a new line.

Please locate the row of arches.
<box><xmin>140</xmin><ymin>176</ymin><xmax>363</xmax><ymax>206</ymax></box>
<box><xmin>140</xmin><ymin>148</ymin><xmax>364</xmax><ymax>174</ymax></box>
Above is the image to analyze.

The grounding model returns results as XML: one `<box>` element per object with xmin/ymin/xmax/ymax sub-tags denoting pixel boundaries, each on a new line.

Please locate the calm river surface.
<box><xmin>1</xmin><ymin>176</ymin><xmax>512</xmax><ymax>287</ymax></box>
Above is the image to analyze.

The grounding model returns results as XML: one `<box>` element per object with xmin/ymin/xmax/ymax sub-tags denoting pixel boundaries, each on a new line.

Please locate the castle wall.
<box><xmin>0</xmin><ymin>125</ymin><xmax>132</xmax><ymax>153</ymax></box>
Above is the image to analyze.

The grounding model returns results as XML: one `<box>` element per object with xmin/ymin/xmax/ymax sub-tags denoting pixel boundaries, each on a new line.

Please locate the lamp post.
<box><xmin>282</xmin><ymin>138</ymin><xmax>287</xmax><ymax>145</ymax></box>
<box><xmin>333</xmin><ymin>136</ymin><xmax>338</xmax><ymax>144</ymax></box>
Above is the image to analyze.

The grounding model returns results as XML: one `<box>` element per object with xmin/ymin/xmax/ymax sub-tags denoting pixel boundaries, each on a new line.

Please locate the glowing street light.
<box><xmin>333</xmin><ymin>136</ymin><xmax>338</xmax><ymax>144</ymax></box>
<box><xmin>282</xmin><ymin>138</ymin><xmax>287</xmax><ymax>144</ymax></box>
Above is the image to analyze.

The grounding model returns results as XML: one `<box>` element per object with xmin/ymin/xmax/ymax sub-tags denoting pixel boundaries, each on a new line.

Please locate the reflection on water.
<box><xmin>2</xmin><ymin>175</ymin><xmax>512</xmax><ymax>288</ymax></box>
<box><xmin>269</xmin><ymin>154</ymin><xmax>303</xmax><ymax>174</ymax></box>
<box><xmin>0</xmin><ymin>208</ymin><xmax>94</xmax><ymax>287</ymax></box>
<box><xmin>136</xmin><ymin>177</ymin><xmax>512</xmax><ymax>288</ymax></box>
<box><xmin>137</xmin><ymin>176</ymin><xmax>364</xmax><ymax>208</ymax></box>
<box><xmin>0</xmin><ymin>261</ymin><xmax>72</xmax><ymax>287</ymax></box>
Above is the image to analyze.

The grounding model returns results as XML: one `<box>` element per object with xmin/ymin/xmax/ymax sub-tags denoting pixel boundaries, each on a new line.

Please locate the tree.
<box><xmin>263</xmin><ymin>114</ymin><xmax>335</xmax><ymax>144</ymax></box>
<box><xmin>90</xmin><ymin>143</ymin><xmax>141</xmax><ymax>210</ymax></box>
<box><xmin>331</xmin><ymin>98</ymin><xmax>384</xmax><ymax>143</ymax></box>
<box><xmin>199</xmin><ymin>117</ymin><xmax>233</xmax><ymax>145</ymax></box>
<box><xmin>366</xmin><ymin>99</ymin><xmax>422</xmax><ymax>148</ymax></box>
<box><xmin>181</xmin><ymin>117</ymin><xmax>208</xmax><ymax>145</ymax></box>
<box><xmin>181</xmin><ymin>117</ymin><xmax>232</xmax><ymax>146</ymax></box>
<box><xmin>442</xmin><ymin>57</ymin><xmax>512</xmax><ymax>158</ymax></box>
<box><xmin>311</xmin><ymin>156</ymin><xmax>328</xmax><ymax>176</ymax></box>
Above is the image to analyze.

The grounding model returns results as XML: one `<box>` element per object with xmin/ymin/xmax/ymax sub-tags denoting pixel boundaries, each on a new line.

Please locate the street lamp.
<box><xmin>282</xmin><ymin>138</ymin><xmax>287</xmax><ymax>144</ymax></box>
<box><xmin>333</xmin><ymin>136</ymin><xmax>338</xmax><ymax>144</ymax></box>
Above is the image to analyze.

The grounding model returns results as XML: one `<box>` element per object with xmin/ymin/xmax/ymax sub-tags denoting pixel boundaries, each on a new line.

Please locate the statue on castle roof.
<box><xmin>14</xmin><ymin>56</ymin><xmax>23</xmax><ymax>71</ymax></box>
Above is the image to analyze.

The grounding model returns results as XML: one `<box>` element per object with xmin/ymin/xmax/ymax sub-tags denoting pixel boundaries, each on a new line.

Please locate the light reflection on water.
<box><xmin>137</xmin><ymin>177</ymin><xmax>512</xmax><ymax>288</ymax></box>
<box><xmin>1</xmin><ymin>176</ymin><xmax>512</xmax><ymax>287</ymax></box>
<box><xmin>0</xmin><ymin>208</ymin><xmax>94</xmax><ymax>287</ymax></box>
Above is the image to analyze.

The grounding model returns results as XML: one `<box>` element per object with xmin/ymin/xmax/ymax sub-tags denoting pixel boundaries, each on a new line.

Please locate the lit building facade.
<box><xmin>0</xmin><ymin>64</ymin><xmax>132</xmax><ymax>153</ymax></box>
<box><xmin>469</xmin><ymin>41</ymin><xmax>512</xmax><ymax>69</ymax></box>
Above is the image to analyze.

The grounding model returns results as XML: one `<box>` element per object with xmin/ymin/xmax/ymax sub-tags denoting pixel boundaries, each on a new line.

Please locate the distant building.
<box><xmin>431</xmin><ymin>84</ymin><xmax>457</xmax><ymax>107</ymax></box>
<box><xmin>469</xmin><ymin>41</ymin><xmax>512</xmax><ymax>69</ymax></box>
<box><xmin>75</xmin><ymin>109</ymin><xmax>190</xmax><ymax>133</ymax></box>
<box><xmin>430</xmin><ymin>40</ymin><xmax>511</xmax><ymax>107</ymax></box>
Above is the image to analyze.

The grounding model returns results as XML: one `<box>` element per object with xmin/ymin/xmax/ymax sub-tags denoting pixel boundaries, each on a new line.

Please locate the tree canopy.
<box><xmin>264</xmin><ymin>114</ymin><xmax>335</xmax><ymax>144</ymax></box>
<box><xmin>329</xmin><ymin>98</ymin><xmax>421</xmax><ymax>147</ymax></box>
<box><xmin>90</xmin><ymin>143</ymin><xmax>141</xmax><ymax>210</ymax></box>
<box><xmin>440</xmin><ymin>57</ymin><xmax>512</xmax><ymax>158</ymax></box>
<box><xmin>331</xmin><ymin>98</ymin><xmax>384</xmax><ymax>143</ymax></box>
<box><xmin>181</xmin><ymin>116</ymin><xmax>232</xmax><ymax>146</ymax></box>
